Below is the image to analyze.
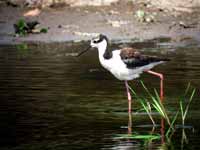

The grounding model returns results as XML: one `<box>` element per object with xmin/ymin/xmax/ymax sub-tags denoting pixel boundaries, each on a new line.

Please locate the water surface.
<box><xmin>0</xmin><ymin>39</ymin><xmax>199</xmax><ymax>149</ymax></box>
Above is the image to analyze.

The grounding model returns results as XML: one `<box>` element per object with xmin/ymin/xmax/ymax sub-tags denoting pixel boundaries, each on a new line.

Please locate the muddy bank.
<box><xmin>0</xmin><ymin>2</ymin><xmax>200</xmax><ymax>45</ymax></box>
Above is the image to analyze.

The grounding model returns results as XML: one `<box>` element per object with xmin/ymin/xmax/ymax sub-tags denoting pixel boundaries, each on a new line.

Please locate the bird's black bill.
<box><xmin>76</xmin><ymin>46</ymin><xmax>91</xmax><ymax>57</ymax></box>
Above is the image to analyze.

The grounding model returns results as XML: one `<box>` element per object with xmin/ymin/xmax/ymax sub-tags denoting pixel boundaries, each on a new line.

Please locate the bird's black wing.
<box><xmin>120</xmin><ymin>48</ymin><xmax>169</xmax><ymax>69</ymax></box>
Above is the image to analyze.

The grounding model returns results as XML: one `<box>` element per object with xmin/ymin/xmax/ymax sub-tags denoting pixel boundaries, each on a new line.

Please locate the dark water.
<box><xmin>0</xmin><ymin>39</ymin><xmax>199</xmax><ymax>150</ymax></box>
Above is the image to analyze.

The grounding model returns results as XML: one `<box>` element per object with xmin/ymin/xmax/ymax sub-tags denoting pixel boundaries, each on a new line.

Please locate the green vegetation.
<box><xmin>16</xmin><ymin>43</ymin><xmax>29</xmax><ymax>58</ymax></box>
<box><xmin>14</xmin><ymin>19</ymin><xmax>48</xmax><ymax>36</ymax></box>
<box><xmin>135</xmin><ymin>10</ymin><xmax>155</xmax><ymax>23</ymax></box>
<box><xmin>129</xmin><ymin>81</ymin><xmax>195</xmax><ymax>136</ymax></box>
<box><xmin>115</xmin><ymin>82</ymin><xmax>196</xmax><ymax>144</ymax></box>
<box><xmin>14</xmin><ymin>19</ymin><xmax>28</xmax><ymax>36</ymax></box>
<box><xmin>114</xmin><ymin>133</ymin><xmax>161</xmax><ymax>140</ymax></box>
<box><xmin>40</xmin><ymin>28</ymin><xmax>48</xmax><ymax>33</ymax></box>
<box><xmin>16</xmin><ymin>43</ymin><xmax>28</xmax><ymax>50</ymax></box>
<box><xmin>180</xmin><ymin>83</ymin><xmax>196</xmax><ymax>126</ymax></box>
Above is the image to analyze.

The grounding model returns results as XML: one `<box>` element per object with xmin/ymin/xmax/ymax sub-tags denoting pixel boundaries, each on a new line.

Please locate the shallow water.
<box><xmin>0</xmin><ymin>39</ymin><xmax>199</xmax><ymax>150</ymax></box>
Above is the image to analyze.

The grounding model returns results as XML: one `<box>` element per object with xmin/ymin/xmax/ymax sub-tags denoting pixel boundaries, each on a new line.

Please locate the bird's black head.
<box><xmin>91</xmin><ymin>34</ymin><xmax>108</xmax><ymax>46</ymax></box>
<box><xmin>77</xmin><ymin>34</ymin><xmax>109</xmax><ymax>57</ymax></box>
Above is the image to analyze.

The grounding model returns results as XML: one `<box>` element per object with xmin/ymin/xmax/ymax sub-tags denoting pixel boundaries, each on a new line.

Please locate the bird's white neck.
<box><xmin>97</xmin><ymin>40</ymin><xmax>107</xmax><ymax>57</ymax></box>
<box><xmin>96</xmin><ymin>39</ymin><xmax>114</xmax><ymax>71</ymax></box>
<box><xmin>97</xmin><ymin>39</ymin><xmax>112</xmax><ymax>61</ymax></box>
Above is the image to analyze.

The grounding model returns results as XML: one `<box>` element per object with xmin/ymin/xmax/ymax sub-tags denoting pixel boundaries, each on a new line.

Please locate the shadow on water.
<box><xmin>0</xmin><ymin>38</ymin><xmax>199</xmax><ymax>149</ymax></box>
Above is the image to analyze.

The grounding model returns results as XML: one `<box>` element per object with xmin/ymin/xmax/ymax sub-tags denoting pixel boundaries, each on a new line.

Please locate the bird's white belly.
<box><xmin>110</xmin><ymin>66</ymin><xmax>140</xmax><ymax>81</ymax></box>
<box><xmin>100</xmin><ymin>56</ymin><xmax>141</xmax><ymax>81</ymax></box>
<box><xmin>100</xmin><ymin>57</ymin><xmax>163</xmax><ymax>81</ymax></box>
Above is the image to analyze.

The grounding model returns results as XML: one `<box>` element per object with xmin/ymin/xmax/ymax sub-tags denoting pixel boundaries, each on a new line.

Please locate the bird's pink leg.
<box><xmin>128</xmin><ymin>111</ymin><xmax>132</xmax><ymax>134</ymax></box>
<box><xmin>125</xmin><ymin>81</ymin><xmax>132</xmax><ymax>113</ymax></box>
<box><xmin>146</xmin><ymin>70</ymin><xmax>164</xmax><ymax>102</ymax></box>
<box><xmin>146</xmin><ymin>71</ymin><xmax>165</xmax><ymax>143</ymax></box>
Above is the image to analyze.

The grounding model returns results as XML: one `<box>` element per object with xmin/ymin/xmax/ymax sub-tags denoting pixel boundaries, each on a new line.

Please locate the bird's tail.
<box><xmin>146</xmin><ymin>56</ymin><xmax>170</xmax><ymax>63</ymax></box>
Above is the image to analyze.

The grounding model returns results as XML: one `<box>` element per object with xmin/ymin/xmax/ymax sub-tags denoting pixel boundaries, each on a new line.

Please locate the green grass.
<box><xmin>14</xmin><ymin>19</ymin><xmax>27</xmax><ymax>36</ymax></box>
<box><xmin>14</xmin><ymin>19</ymin><xmax>48</xmax><ymax>36</ymax></box>
<box><xmin>114</xmin><ymin>133</ymin><xmax>161</xmax><ymax>140</ymax></box>
<box><xmin>129</xmin><ymin>81</ymin><xmax>196</xmax><ymax>136</ymax></box>
<box><xmin>140</xmin><ymin>100</ymin><xmax>156</xmax><ymax>126</ymax></box>
<box><xmin>180</xmin><ymin>83</ymin><xmax>196</xmax><ymax>126</ymax></box>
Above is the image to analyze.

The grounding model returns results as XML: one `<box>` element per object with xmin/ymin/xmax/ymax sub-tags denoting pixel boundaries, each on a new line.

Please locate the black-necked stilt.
<box><xmin>77</xmin><ymin>34</ymin><xmax>169</xmax><ymax>113</ymax></box>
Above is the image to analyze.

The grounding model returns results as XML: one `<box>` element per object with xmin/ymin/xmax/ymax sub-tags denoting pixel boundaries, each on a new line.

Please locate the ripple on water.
<box><xmin>0</xmin><ymin>40</ymin><xmax>200</xmax><ymax>149</ymax></box>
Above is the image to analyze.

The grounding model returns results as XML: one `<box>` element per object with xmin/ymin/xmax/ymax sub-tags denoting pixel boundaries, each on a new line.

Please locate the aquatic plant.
<box><xmin>40</xmin><ymin>28</ymin><xmax>48</xmax><ymax>33</ymax></box>
<box><xmin>14</xmin><ymin>19</ymin><xmax>48</xmax><ymax>36</ymax></box>
<box><xmin>129</xmin><ymin>82</ymin><xmax>171</xmax><ymax>127</ymax></box>
<box><xmin>114</xmin><ymin>133</ymin><xmax>161</xmax><ymax>140</ymax></box>
<box><xmin>129</xmin><ymin>86</ymin><xmax>156</xmax><ymax>126</ymax></box>
<box><xmin>129</xmin><ymin>81</ymin><xmax>196</xmax><ymax>135</ymax></box>
<box><xmin>140</xmin><ymin>100</ymin><xmax>156</xmax><ymax>126</ymax></box>
<box><xmin>16</xmin><ymin>43</ymin><xmax>28</xmax><ymax>51</ymax></box>
<box><xmin>16</xmin><ymin>43</ymin><xmax>30</xmax><ymax>58</ymax></box>
<box><xmin>135</xmin><ymin>10</ymin><xmax>155</xmax><ymax>23</ymax></box>
<box><xmin>179</xmin><ymin>83</ymin><xmax>196</xmax><ymax>126</ymax></box>
<box><xmin>14</xmin><ymin>19</ymin><xmax>27</xmax><ymax>36</ymax></box>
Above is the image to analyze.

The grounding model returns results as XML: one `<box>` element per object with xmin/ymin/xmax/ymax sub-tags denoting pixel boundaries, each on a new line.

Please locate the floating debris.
<box><xmin>62</xmin><ymin>24</ymin><xmax>79</xmax><ymax>29</ymax></box>
<box><xmin>65</xmin><ymin>52</ymin><xmax>79</xmax><ymax>57</ymax></box>
<box><xmin>107</xmin><ymin>20</ymin><xmax>129</xmax><ymax>27</ymax></box>
<box><xmin>135</xmin><ymin>10</ymin><xmax>145</xmax><ymax>22</ymax></box>
<box><xmin>23</xmin><ymin>8</ymin><xmax>41</xmax><ymax>17</ymax></box>
<box><xmin>169</xmin><ymin>21</ymin><xmax>196</xmax><ymax>30</ymax></box>
<box><xmin>135</xmin><ymin>10</ymin><xmax>155</xmax><ymax>23</ymax></box>
<box><xmin>179</xmin><ymin>21</ymin><xmax>196</xmax><ymax>29</ymax></box>
<box><xmin>109</xmin><ymin>10</ymin><xmax>120</xmax><ymax>15</ymax></box>
<box><xmin>73</xmin><ymin>31</ymin><xmax>99</xmax><ymax>37</ymax></box>
<box><xmin>89</xmin><ymin>68</ymin><xmax>100</xmax><ymax>72</ymax></box>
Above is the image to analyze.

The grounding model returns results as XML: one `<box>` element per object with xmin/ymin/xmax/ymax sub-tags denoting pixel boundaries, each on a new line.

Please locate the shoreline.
<box><xmin>0</xmin><ymin>3</ymin><xmax>200</xmax><ymax>45</ymax></box>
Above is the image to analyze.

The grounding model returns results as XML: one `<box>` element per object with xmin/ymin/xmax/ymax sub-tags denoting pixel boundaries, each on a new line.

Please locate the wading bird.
<box><xmin>77</xmin><ymin>34</ymin><xmax>169</xmax><ymax>113</ymax></box>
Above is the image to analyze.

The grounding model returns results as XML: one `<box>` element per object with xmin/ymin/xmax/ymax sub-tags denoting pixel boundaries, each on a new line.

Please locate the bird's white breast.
<box><xmin>99</xmin><ymin>50</ymin><xmax>140</xmax><ymax>80</ymax></box>
<box><xmin>98</xmin><ymin>50</ymin><xmax>164</xmax><ymax>81</ymax></box>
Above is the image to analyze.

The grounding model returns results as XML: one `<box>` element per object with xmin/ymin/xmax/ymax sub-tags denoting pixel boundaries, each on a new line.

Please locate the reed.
<box><xmin>180</xmin><ymin>83</ymin><xmax>196</xmax><ymax>126</ymax></box>
<box><xmin>129</xmin><ymin>81</ymin><xmax>196</xmax><ymax>134</ymax></box>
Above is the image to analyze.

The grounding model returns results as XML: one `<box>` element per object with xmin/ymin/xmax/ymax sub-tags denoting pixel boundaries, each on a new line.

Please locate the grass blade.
<box><xmin>184</xmin><ymin>82</ymin><xmax>191</xmax><ymax>96</ymax></box>
<box><xmin>114</xmin><ymin>134</ymin><xmax>161</xmax><ymax>140</ymax></box>
<box><xmin>153</xmin><ymin>89</ymin><xmax>171</xmax><ymax>126</ymax></box>
<box><xmin>140</xmin><ymin>80</ymin><xmax>153</xmax><ymax>97</ymax></box>
<box><xmin>140</xmin><ymin>100</ymin><xmax>156</xmax><ymax>126</ymax></box>
<box><xmin>183</xmin><ymin>88</ymin><xmax>196</xmax><ymax>123</ymax></box>
<box><xmin>152</xmin><ymin>98</ymin><xmax>165</xmax><ymax>118</ymax></box>
<box><xmin>166</xmin><ymin>111</ymin><xmax>179</xmax><ymax>137</ymax></box>
<box><xmin>128</xmin><ymin>85</ymin><xmax>137</xmax><ymax>96</ymax></box>
<box><xmin>180</xmin><ymin>100</ymin><xmax>184</xmax><ymax>125</ymax></box>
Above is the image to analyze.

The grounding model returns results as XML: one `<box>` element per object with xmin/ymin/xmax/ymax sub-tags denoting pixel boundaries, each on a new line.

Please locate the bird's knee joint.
<box><xmin>159</xmin><ymin>74</ymin><xmax>164</xmax><ymax>80</ymax></box>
